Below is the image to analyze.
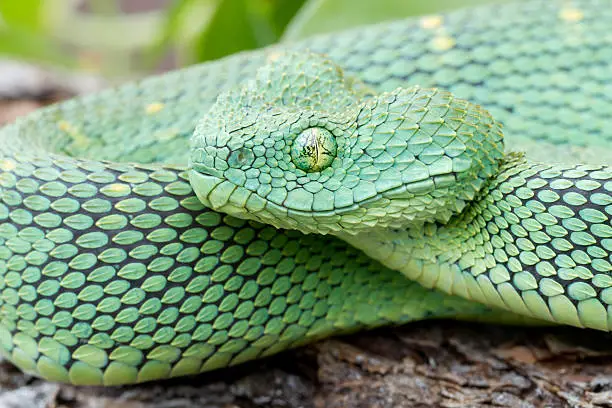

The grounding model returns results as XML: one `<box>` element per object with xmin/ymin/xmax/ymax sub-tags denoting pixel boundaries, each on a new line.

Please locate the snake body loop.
<box><xmin>0</xmin><ymin>0</ymin><xmax>610</xmax><ymax>385</ymax></box>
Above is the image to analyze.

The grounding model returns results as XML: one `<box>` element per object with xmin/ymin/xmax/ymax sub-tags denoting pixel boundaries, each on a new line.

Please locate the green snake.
<box><xmin>0</xmin><ymin>0</ymin><xmax>611</xmax><ymax>386</ymax></box>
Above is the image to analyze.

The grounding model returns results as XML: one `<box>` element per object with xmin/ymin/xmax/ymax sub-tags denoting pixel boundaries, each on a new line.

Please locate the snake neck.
<box><xmin>344</xmin><ymin>154</ymin><xmax>612</xmax><ymax>331</ymax></box>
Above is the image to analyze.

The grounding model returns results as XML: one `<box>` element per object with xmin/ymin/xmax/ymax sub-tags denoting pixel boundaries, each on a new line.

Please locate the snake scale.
<box><xmin>0</xmin><ymin>0</ymin><xmax>611</xmax><ymax>386</ymax></box>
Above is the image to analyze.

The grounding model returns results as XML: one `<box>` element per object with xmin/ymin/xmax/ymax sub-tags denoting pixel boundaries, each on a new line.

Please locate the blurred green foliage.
<box><xmin>153</xmin><ymin>0</ymin><xmax>306</xmax><ymax>64</ymax></box>
<box><xmin>284</xmin><ymin>0</ymin><xmax>505</xmax><ymax>41</ymax></box>
<box><xmin>0</xmin><ymin>0</ymin><xmax>74</xmax><ymax>66</ymax></box>
<box><xmin>0</xmin><ymin>0</ymin><xmax>498</xmax><ymax>77</ymax></box>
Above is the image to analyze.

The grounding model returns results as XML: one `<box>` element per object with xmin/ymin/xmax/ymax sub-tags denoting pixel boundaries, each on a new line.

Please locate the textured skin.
<box><xmin>349</xmin><ymin>155</ymin><xmax>612</xmax><ymax>330</ymax></box>
<box><xmin>0</xmin><ymin>0</ymin><xmax>610</xmax><ymax>386</ymax></box>
<box><xmin>191</xmin><ymin>53</ymin><xmax>505</xmax><ymax>235</ymax></box>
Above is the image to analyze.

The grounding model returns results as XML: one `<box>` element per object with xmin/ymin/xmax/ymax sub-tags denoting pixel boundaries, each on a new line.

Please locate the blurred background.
<box><xmin>0</xmin><ymin>0</ymin><xmax>503</xmax><ymax>79</ymax></box>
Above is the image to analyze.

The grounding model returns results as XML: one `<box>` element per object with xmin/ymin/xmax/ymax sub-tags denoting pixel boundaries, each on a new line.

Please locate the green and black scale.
<box><xmin>0</xmin><ymin>162</ymin><xmax>492</xmax><ymax>384</ymax></box>
<box><xmin>0</xmin><ymin>0</ymin><xmax>610</xmax><ymax>385</ymax></box>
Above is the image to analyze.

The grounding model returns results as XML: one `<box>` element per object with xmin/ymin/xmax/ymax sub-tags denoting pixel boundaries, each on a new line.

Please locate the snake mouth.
<box><xmin>191</xmin><ymin>162</ymin><xmax>224</xmax><ymax>178</ymax></box>
<box><xmin>189</xmin><ymin>163</ymin><xmax>470</xmax><ymax>234</ymax></box>
<box><xmin>189</xmin><ymin>169</ymin><xmax>228</xmax><ymax>211</ymax></box>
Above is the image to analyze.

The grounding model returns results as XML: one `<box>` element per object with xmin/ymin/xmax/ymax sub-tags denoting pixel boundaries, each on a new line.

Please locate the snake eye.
<box><xmin>290</xmin><ymin>127</ymin><xmax>337</xmax><ymax>173</ymax></box>
<box><xmin>228</xmin><ymin>147</ymin><xmax>254</xmax><ymax>168</ymax></box>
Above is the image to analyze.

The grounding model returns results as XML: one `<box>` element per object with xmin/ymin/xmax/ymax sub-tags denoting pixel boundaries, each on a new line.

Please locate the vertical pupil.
<box><xmin>291</xmin><ymin>127</ymin><xmax>337</xmax><ymax>172</ymax></box>
<box><xmin>304</xmin><ymin>145</ymin><xmax>316</xmax><ymax>158</ymax></box>
<box><xmin>303</xmin><ymin>129</ymin><xmax>319</xmax><ymax>165</ymax></box>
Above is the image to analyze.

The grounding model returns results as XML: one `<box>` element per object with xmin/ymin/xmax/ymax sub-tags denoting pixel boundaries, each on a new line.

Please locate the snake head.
<box><xmin>190</xmin><ymin>51</ymin><xmax>505</xmax><ymax>235</ymax></box>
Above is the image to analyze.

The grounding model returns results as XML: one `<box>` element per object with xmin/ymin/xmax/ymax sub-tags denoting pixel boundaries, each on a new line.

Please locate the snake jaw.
<box><xmin>189</xmin><ymin>170</ymin><xmax>234</xmax><ymax>210</ymax></box>
<box><xmin>191</xmin><ymin>161</ymin><xmax>224</xmax><ymax>178</ymax></box>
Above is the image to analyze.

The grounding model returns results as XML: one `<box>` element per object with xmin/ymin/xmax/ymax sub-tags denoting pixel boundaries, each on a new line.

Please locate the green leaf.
<box><xmin>248</xmin><ymin>0</ymin><xmax>306</xmax><ymax>40</ymax></box>
<box><xmin>142</xmin><ymin>0</ymin><xmax>306</xmax><ymax>69</ymax></box>
<box><xmin>0</xmin><ymin>0</ymin><xmax>44</xmax><ymax>31</ymax></box>
<box><xmin>283</xmin><ymin>0</ymin><xmax>504</xmax><ymax>41</ymax></box>
<box><xmin>0</xmin><ymin>28</ymin><xmax>75</xmax><ymax>67</ymax></box>
<box><xmin>152</xmin><ymin>0</ymin><xmax>216</xmax><ymax>51</ymax></box>
<box><xmin>194</xmin><ymin>0</ymin><xmax>263</xmax><ymax>62</ymax></box>
<box><xmin>194</xmin><ymin>0</ymin><xmax>306</xmax><ymax>62</ymax></box>
<box><xmin>140</xmin><ymin>0</ymin><xmax>216</xmax><ymax>69</ymax></box>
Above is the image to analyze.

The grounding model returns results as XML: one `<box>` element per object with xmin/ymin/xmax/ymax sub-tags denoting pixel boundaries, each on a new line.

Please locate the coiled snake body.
<box><xmin>0</xmin><ymin>0</ymin><xmax>611</xmax><ymax>385</ymax></box>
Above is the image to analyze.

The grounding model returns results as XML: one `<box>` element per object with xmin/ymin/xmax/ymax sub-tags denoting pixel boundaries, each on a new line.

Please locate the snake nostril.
<box><xmin>228</xmin><ymin>148</ymin><xmax>255</xmax><ymax>168</ymax></box>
